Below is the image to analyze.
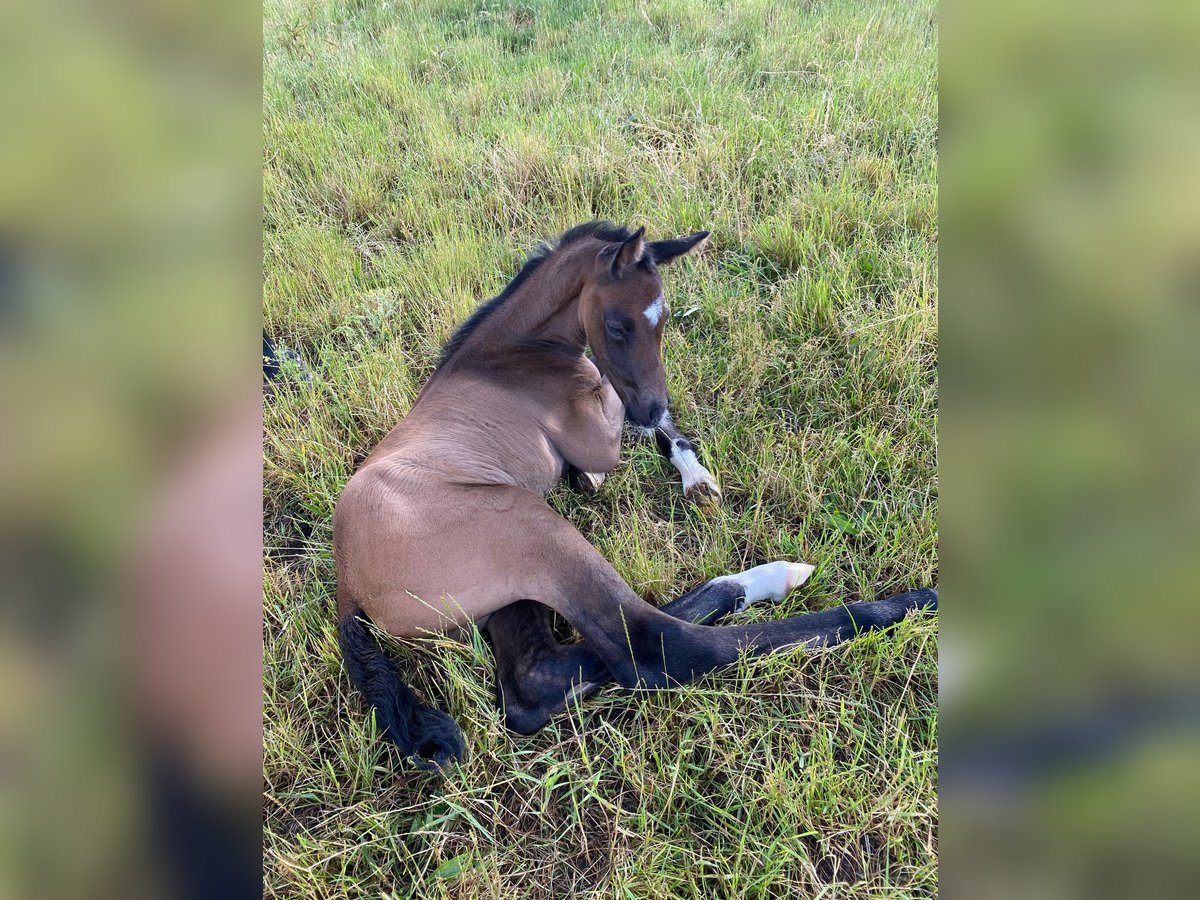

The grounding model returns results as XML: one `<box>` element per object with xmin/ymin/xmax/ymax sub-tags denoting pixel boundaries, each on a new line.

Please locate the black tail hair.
<box><xmin>337</xmin><ymin>606</ymin><xmax>466</xmax><ymax>770</ymax></box>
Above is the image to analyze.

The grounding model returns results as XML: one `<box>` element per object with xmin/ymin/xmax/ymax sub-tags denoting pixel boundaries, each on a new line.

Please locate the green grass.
<box><xmin>263</xmin><ymin>0</ymin><xmax>937</xmax><ymax>896</ymax></box>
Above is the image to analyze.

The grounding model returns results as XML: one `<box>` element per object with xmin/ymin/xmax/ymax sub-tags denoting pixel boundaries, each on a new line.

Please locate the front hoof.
<box><xmin>724</xmin><ymin>560</ymin><xmax>815</xmax><ymax>612</ymax></box>
<box><xmin>684</xmin><ymin>477</ymin><xmax>722</xmax><ymax>508</ymax></box>
<box><xmin>568</xmin><ymin>469</ymin><xmax>606</xmax><ymax>495</ymax></box>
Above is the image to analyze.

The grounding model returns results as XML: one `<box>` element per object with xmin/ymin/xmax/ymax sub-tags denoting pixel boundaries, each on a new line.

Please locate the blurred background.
<box><xmin>0</xmin><ymin>0</ymin><xmax>1197</xmax><ymax>896</ymax></box>
<box><xmin>0</xmin><ymin>0</ymin><xmax>261</xmax><ymax>897</ymax></box>
<box><xmin>942</xmin><ymin>1</ymin><xmax>1200</xmax><ymax>897</ymax></box>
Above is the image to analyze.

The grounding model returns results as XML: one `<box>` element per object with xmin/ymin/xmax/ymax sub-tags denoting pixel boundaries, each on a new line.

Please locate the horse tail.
<box><xmin>337</xmin><ymin>606</ymin><xmax>466</xmax><ymax>770</ymax></box>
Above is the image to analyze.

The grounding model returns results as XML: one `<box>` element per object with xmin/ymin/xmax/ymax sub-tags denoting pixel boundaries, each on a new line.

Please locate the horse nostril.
<box><xmin>646</xmin><ymin>402</ymin><xmax>665</xmax><ymax>426</ymax></box>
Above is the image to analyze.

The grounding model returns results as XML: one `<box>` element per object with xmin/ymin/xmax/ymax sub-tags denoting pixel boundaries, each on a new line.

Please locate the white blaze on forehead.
<box><xmin>643</xmin><ymin>295</ymin><xmax>666</xmax><ymax>327</ymax></box>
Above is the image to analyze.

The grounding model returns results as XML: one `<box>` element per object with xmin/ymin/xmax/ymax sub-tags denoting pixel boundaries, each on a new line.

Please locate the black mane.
<box><xmin>434</xmin><ymin>220</ymin><xmax>644</xmax><ymax>370</ymax></box>
<box><xmin>556</xmin><ymin>220</ymin><xmax>639</xmax><ymax>247</ymax></box>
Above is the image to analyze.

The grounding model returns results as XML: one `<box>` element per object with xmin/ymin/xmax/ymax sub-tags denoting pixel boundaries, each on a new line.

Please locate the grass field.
<box><xmin>263</xmin><ymin>0</ymin><xmax>938</xmax><ymax>896</ymax></box>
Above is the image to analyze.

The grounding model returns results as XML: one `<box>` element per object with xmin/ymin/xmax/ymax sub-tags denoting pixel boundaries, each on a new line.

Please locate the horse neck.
<box><xmin>482</xmin><ymin>241</ymin><xmax>595</xmax><ymax>354</ymax></box>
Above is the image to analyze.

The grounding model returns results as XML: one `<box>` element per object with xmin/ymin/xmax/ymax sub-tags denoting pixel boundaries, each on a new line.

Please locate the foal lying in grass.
<box><xmin>333</xmin><ymin>221</ymin><xmax>937</xmax><ymax>769</ymax></box>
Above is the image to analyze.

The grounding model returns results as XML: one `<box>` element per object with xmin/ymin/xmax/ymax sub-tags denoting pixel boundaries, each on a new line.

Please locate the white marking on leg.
<box><xmin>713</xmin><ymin>561</ymin><xmax>815</xmax><ymax>612</ymax></box>
<box><xmin>670</xmin><ymin>442</ymin><xmax>719</xmax><ymax>496</ymax></box>
<box><xmin>643</xmin><ymin>294</ymin><xmax>666</xmax><ymax>327</ymax></box>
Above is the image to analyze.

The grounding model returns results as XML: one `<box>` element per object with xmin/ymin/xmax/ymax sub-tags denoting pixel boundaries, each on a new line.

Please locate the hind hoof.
<box><xmin>910</xmin><ymin>587</ymin><xmax>937</xmax><ymax>612</ymax></box>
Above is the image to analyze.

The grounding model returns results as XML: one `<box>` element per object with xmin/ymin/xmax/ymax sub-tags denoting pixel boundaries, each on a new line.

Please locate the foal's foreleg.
<box><xmin>559</xmin><ymin>372</ymin><xmax>622</xmax><ymax>496</ymax></box>
<box><xmin>650</xmin><ymin>413</ymin><xmax>721</xmax><ymax>506</ymax></box>
<box><xmin>563</xmin><ymin>463</ymin><xmax>606</xmax><ymax>495</ymax></box>
<box><xmin>658</xmin><ymin>561</ymin><xmax>815</xmax><ymax>624</ymax></box>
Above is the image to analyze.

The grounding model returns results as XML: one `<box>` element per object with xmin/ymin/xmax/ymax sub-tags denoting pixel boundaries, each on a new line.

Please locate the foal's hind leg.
<box><xmin>481</xmin><ymin>489</ymin><xmax>934</xmax><ymax>706</ymax></box>
<box><xmin>487</xmin><ymin>566</ymin><xmax>918</xmax><ymax>734</ymax></box>
<box><xmin>534</xmin><ymin>525</ymin><xmax>933</xmax><ymax>690</ymax></box>
<box><xmin>489</xmin><ymin>565</ymin><xmax>812</xmax><ymax>731</ymax></box>
<box><xmin>559</xmin><ymin>577</ymin><xmax>936</xmax><ymax>696</ymax></box>
<box><xmin>487</xmin><ymin>600</ymin><xmax>607</xmax><ymax>734</ymax></box>
<box><xmin>489</xmin><ymin>564</ymin><xmax>812</xmax><ymax>732</ymax></box>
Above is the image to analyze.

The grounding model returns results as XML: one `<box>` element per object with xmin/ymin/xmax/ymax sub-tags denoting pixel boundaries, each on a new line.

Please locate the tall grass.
<box><xmin>264</xmin><ymin>0</ymin><xmax>937</xmax><ymax>896</ymax></box>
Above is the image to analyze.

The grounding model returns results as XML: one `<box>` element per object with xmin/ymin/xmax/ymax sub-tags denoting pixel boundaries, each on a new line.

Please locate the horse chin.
<box><xmin>627</xmin><ymin>412</ymin><xmax>661</xmax><ymax>431</ymax></box>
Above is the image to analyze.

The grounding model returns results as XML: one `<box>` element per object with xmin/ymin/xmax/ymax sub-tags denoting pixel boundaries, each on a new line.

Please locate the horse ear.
<box><xmin>647</xmin><ymin>231</ymin><xmax>710</xmax><ymax>265</ymax></box>
<box><xmin>612</xmin><ymin>226</ymin><xmax>646</xmax><ymax>275</ymax></box>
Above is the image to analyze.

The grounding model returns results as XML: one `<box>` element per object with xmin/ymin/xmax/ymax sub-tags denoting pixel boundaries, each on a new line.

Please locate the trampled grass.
<box><xmin>263</xmin><ymin>0</ymin><xmax>937</xmax><ymax>896</ymax></box>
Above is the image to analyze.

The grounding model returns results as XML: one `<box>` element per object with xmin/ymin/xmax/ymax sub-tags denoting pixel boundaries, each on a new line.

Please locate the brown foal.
<box><xmin>333</xmin><ymin>222</ymin><xmax>936</xmax><ymax>768</ymax></box>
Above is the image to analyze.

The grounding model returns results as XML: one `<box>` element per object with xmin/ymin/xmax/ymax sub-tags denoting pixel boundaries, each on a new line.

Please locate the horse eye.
<box><xmin>606</xmin><ymin>320</ymin><xmax>628</xmax><ymax>341</ymax></box>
